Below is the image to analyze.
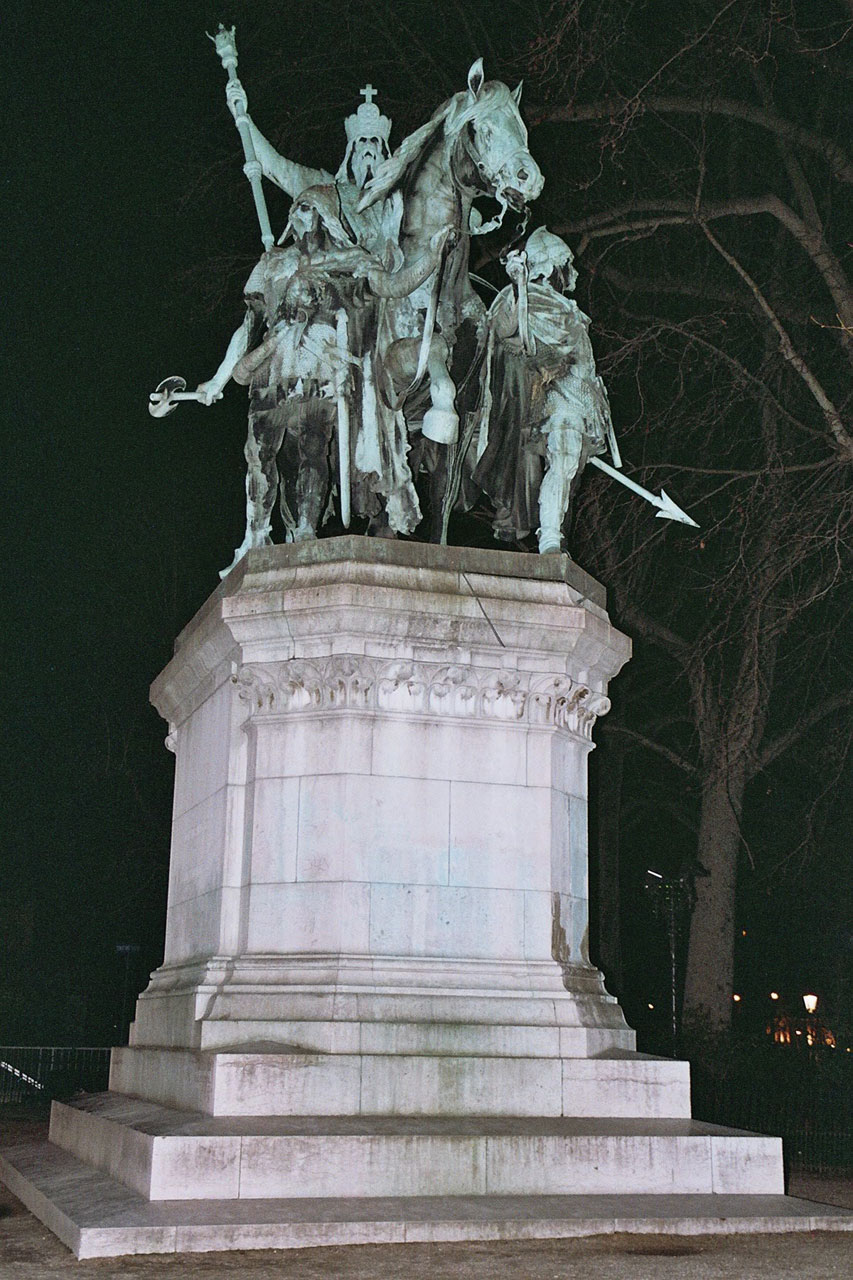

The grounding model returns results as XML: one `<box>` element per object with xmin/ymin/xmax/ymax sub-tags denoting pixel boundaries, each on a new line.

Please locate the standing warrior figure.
<box><xmin>197</xmin><ymin>189</ymin><xmax>367</xmax><ymax>576</ymax></box>
<box><xmin>473</xmin><ymin>228</ymin><xmax>620</xmax><ymax>554</ymax></box>
<box><xmin>241</xmin><ymin>82</ymin><xmax>399</xmax><ymax>255</ymax></box>
<box><xmin>196</xmin><ymin>188</ymin><xmax>452</xmax><ymax>577</ymax></box>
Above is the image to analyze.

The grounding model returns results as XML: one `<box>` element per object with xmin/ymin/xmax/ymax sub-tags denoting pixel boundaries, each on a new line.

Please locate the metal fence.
<box><xmin>691</xmin><ymin>1061</ymin><xmax>853</xmax><ymax>1176</ymax></box>
<box><xmin>0</xmin><ymin>1046</ymin><xmax>111</xmax><ymax>1104</ymax></box>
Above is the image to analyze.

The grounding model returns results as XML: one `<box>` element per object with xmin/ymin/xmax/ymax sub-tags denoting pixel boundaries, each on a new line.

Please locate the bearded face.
<box><xmin>350</xmin><ymin>135</ymin><xmax>384</xmax><ymax>188</ymax></box>
<box><xmin>288</xmin><ymin>199</ymin><xmax>320</xmax><ymax>242</ymax></box>
<box><xmin>529</xmin><ymin>252</ymin><xmax>577</xmax><ymax>295</ymax></box>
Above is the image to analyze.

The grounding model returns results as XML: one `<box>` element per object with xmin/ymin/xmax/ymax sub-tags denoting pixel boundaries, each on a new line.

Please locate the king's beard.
<box><xmin>351</xmin><ymin>147</ymin><xmax>380</xmax><ymax>190</ymax></box>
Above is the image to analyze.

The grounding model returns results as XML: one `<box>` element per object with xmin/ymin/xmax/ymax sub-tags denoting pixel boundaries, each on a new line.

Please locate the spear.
<box><xmin>209</xmin><ymin>25</ymin><xmax>274</xmax><ymax>252</ymax></box>
<box><xmin>589</xmin><ymin>456</ymin><xmax>699</xmax><ymax>526</ymax></box>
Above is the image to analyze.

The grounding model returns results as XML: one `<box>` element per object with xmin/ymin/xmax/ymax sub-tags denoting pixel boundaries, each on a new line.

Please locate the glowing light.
<box><xmin>769</xmin><ymin>992</ymin><xmax>779</xmax><ymax>1001</ymax></box>
<box><xmin>803</xmin><ymin>993</ymin><xmax>818</xmax><ymax>1014</ymax></box>
<box><xmin>732</xmin><ymin>993</ymin><xmax>742</xmax><ymax>1003</ymax></box>
<box><xmin>647</xmin><ymin>1003</ymin><xmax>655</xmax><ymax>1010</ymax></box>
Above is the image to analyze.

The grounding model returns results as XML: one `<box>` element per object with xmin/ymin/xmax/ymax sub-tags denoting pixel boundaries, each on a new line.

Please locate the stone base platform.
<box><xmin>5</xmin><ymin>544</ymin><xmax>827</xmax><ymax>1257</ymax></box>
<box><xmin>3</xmin><ymin>1139</ymin><xmax>851</xmax><ymax>1259</ymax></box>
<box><xmin>109</xmin><ymin>1046</ymin><xmax>691</xmax><ymax>1118</ymax></box>
<box><xmin>49</xmin><ymin>1094</ymin><xmax>782</xmax><ymax>1201</ymax></box>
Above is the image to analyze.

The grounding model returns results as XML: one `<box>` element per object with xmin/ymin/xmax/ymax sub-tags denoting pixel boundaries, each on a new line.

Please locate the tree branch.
<box><xmin>596</xmin><ymin>263</ymin><xmax>810</xmax><ymax>326</ymax></box>
<box><xmin>540</xmin><ymin>95</ymin><xmax>853</xmax><ymax>186</ymax></box>
<box><xmin>605</xmin><ymin>312</ymin><xmax>816</xmax><ymax>438</ymax></box>
<box><xmin>700</xmin><ymin>223</ymin><xmax>853</xmax><ymax>461</ymax></box>
<box><xmin>757</xmin><ymin>688</ymin><xmax>853</xmax><ymax>771</ymax></box>
<box><xmin>607</xmin><ymin>725</ymin><xmax>700</xmax><ymax>778</ymax></box>
<box><xmin>560</xmin><ymin>196</ymin><xmax>853</xmax><ymax>341</ymax></box>
<box><xmin>619</xmin><ymin>602</ymin><xmax>694</xmax><ymax>669</ymax></box>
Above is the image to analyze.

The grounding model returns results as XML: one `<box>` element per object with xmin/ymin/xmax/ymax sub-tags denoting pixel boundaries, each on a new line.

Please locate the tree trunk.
<box><xmin>681</xmin><ymin>764</ymin><xmax>747</xmax><ymax>1040</ymax></box>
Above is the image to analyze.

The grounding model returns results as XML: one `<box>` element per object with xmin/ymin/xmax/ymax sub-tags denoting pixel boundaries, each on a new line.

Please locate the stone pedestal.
<box><xmin>128</xmin><ymin>537</ymin><xmax>633</xmax><ymax>1079</ymax></box>
<box><xmin>0</xmin><ymin>539</ymin><xmax>817</xmax><ymax>1258</ymax></box>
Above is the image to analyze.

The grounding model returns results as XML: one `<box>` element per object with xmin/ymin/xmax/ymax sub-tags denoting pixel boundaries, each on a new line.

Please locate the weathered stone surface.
<box><xmin>49</xmin><ymin>1097</ymin><xmax>782</xmax><ymax>1202</ymax></box>
<box><xmin>137</xmin><ymin>540</ymin><xmax>632</xmax><ymax>1057</ymax></box>
<box><xmin>109</xmin><ymin>1048</ymin><xmax>691</xmax><ymax>1119</ymax></box>
<box><xmin>2</xmin><ymin>1138</ymin><xmax>849</xmax><ymax>1261</ymax></box>
<box><xmin>0</xmin><ymin>543</ymin><xmax>800</xmax><ymax>1257</ymax></box>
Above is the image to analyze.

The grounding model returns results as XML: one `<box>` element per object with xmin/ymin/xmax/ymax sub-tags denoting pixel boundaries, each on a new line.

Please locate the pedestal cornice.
<box><xmin>151</xmin><ymin>539</ymin><xmax>630</xmax><ymax>728</ymax></box>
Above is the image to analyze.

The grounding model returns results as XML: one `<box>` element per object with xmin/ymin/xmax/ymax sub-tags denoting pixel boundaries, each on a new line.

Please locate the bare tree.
<box><xmin>516</xmin><ymin>0</ymin><xmax>853</xmax><ymax>1037</ymax></box>
<box><xmin>174</xmin><ymin>0</ymin><xmax>851</xmax><ymax>1040</ymax></box>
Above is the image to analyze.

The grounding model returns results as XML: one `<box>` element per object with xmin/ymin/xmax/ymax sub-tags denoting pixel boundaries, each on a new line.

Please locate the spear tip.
<box><xmin>656</xmin><ymin>489</ymin><xmax>700</xmax><ymax>527</ymax></box>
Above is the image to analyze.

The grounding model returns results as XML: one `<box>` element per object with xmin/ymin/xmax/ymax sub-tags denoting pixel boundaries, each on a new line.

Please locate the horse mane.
<box><xmin>357</xmin><ymin>81</ymin><xmax>522</xmax><ymax>214</ymax></box>
<box><xmin>357</xmin><ymin>101</ymin><xmax>452</xmax><ymax>213</ymax></box>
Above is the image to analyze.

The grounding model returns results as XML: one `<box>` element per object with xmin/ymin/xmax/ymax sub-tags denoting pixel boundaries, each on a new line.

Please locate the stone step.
<box><xmin>51</xmin><ymin>1095</ymin><xmax>783</xmax><ymax>1202</ymax></box>
<box><xmin>110</xmin><ymin>1045</ymin><xmax>691</xmax><ymax>1118</ymax></box>
<box><xmin>3</xmin><ymin>1139</ymin><xmax>851</xmax><ymax>1260</ymax></box>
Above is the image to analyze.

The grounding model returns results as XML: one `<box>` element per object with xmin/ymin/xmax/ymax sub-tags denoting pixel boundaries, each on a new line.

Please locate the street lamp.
<box><xmin>802</xmin><ymin>993</ymin><xmax>819</xmax><ymax>1050</ymax></box>
<box><xmin>644</xmin><ymin>868</ymin><xmax>696</xmax><ymax>1057</ymax></box>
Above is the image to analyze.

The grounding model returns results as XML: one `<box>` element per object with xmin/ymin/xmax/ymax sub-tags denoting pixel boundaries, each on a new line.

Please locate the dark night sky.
<box><xmin>1</xmin><ymin>0</ymin><xmax>541</xmax><ymax>1042</ymax></box>
<box><xmin>2</xmin><ymin>2</ymin><xmax>278</xmax><ymax>1040</ymax></box>
<box><xmin>2</xmin><ymin>1</ymin><xmax>850</xmax><ymax>1045</ymax></box>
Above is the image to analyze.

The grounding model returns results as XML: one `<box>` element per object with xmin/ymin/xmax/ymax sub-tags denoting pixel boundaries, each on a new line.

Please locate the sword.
<box><xmin>516</xmin><ymin>259</ymin><xmax>532</xmax><ymax>357</ymax></box>
<box><xmin>335</xmin><ymin>310</ymin><xmax>352</xmax><ymax>528</ymax></box>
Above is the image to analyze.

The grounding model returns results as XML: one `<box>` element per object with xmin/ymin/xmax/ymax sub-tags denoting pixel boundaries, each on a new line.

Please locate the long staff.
<box><xmin>335</xmin><ymin>310</ymin><xmax>352</xmax><ymax>528</ymax></box>
<box><xmin>209</xmin><ymin>26</ymin><xmax>274</xmax><ymax>252</ymax></box>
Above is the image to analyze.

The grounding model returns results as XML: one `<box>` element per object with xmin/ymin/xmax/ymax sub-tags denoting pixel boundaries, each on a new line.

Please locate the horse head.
<box><xmin>358</xmin><ymin>59</ymin><xmax>543</xmax><ymax>229</ymax></box>
<box><xmin>448</xmin><ymin>59</ymin><xmax>543</xmax><ymax>219</ymax></box>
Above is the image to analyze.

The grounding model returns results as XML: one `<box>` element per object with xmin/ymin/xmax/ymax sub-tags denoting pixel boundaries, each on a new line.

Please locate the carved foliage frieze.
<box><xmin>232</xmin><ymin>655</ymin><xmax>610</xmax><ymax>738</ymax></box>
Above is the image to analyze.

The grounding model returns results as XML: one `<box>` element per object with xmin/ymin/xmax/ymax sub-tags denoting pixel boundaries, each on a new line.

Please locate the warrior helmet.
<box><xmin>278</xmin><ymin>185</ymin><xmax>358</xmax><ymax>248</ymax></box>
<box><xmin>525</xmin><ymin>228</ymin><xmax>577</xmax><ymax>289</ymax></box>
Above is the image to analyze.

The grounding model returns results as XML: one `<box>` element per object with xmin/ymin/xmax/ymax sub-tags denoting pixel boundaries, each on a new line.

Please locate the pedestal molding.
<box><xmin>234</xmin><ymin>655</ymin><xmax>610</xmax><ymax>738</ymax></box>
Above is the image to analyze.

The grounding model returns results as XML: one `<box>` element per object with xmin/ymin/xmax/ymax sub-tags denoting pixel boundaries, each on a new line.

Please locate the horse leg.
<box><xmin>293</xmin><ymin>401</ymin><xmax>335</xmax><ymax>542</ymax></box>
<box><xmin>422</xmin><ymin>440</ymin><xmax>450</xmax><ymax>543</ymax></box>
<box><xmin>422</xmin><ymin>335</ymin><xmax>459</xmax><ymax>445</ymax></box>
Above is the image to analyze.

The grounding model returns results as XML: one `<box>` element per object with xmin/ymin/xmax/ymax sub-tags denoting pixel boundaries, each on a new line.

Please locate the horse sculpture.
<box><xmin>152</xmin><ymin>47</ymin><xmax>698</xmax><ymax>565</ymax></box>
<box><xmin>353</xmin><ymin>60</ymin><xmax>544</xmax><ymax>538</ymax></box>
<box><xmin>151</xmin><ymin>55</ymin><xmax>546</xmax><ymax>558</ymax></box>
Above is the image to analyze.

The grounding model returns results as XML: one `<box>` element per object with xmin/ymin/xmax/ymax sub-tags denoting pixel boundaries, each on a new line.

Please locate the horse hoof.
<box><xmin>422</xmin><ymin>407</ymin><xmax>459</xmax><ymax>444</ymax></box>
